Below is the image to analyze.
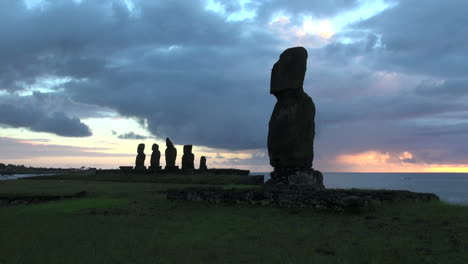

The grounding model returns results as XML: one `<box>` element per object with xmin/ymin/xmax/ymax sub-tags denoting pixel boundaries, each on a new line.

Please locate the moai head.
<box><xmin>200</xmin><ymin>156</ymin><xmax>206</xmax><ymax>165</ymax></box>
<box><xmin>152</xmin><ymin>143</ymin><xmax>159</xmax><ymax>151</ymax></box>
<box><xmin>137</xmin><ymin>143</ymin><xmax>145</xmax><ymax>154</ymax></box>
<box><xmin>166</xmin><ymin>138</ymin><xmax>174</xmax><ymax>148</ymax></box>
<box><xmin>270</xmin><ymin>46</ymin><xmax>308</xmax><ymax>97</ymax></box>
<box><xmin>183</xmin><ymin>145</ymin><xmax>192</xmax><ymax>154</ymax></box>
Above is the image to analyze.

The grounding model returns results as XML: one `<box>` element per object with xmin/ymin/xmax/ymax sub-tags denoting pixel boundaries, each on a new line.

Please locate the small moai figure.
<box><xmin>199</xmin><ymin>156</ymin><xmax>208</xmax><ymax>170</ymax></box>
<box><xmin>182</xmin><ymin>145</ymin><xmax>195</xmax><ymax>171</ymax></box>
<box><xmin>165</xmin><ymin>138</ymin><xmax>178</xmax><ymax>170</ymax></box>
<box><xmin>150</xmin><ymin>143</ymin><xmax>161</xmax><ymax>170</ymax></box>
<box><xmin>134</xmin><ymin>143</ymin><xmax>146</xmax><ymax>170</ymax></box>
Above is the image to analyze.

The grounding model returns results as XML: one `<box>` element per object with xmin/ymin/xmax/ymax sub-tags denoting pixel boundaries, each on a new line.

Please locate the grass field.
<box><xmin>1</xmin><ymin>179</ymin><xmax>468</xmax><ymax>263</ymax></box>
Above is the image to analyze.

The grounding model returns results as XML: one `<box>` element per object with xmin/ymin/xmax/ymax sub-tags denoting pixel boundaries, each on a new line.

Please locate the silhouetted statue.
<box><xmin>267</xmin><ymin>46</ymin><xmax>323</xmax><ymax>188</ymax></box>
<box><xmin>182</xmin><ymin>145</ymin><xmax>195</xmax><ymax>171</ymax></box>
<box><xmin>134</xmin><ymin>143</ymin><xmax>146</xmax><ymax>170</ymax></box>
<box><xmin>165</xmin><ymin>138</ymin><xmax>178</xmax><ymax>170</ymax></box>
<box><xmin>150</xmin><ymin>143</ymin><xmax>161</xmax><ymax>170</ymax></box>
<box><xmin>199</xmin><ymin>156</ymin><xmax>208</xmax><ymax>170</ymax></box>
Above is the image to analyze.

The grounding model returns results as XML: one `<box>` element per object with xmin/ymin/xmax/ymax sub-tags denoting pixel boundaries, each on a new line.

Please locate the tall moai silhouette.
<box><xmin>182</xmin><ymin>145</ymin><xmax>195</xmax><ymax>171</ymax></box>
<box><xmin>165</xmin><ymin>138</ymin><xmax>178</xmax><ymax>170</ymax></box>
<box><xmin>267</xmin><ymin>46</ymin><xmax>324</xmax><ymax>188</ymax></box>
<box><xmin>150</xmin><ymin>143</ymin><xmax>161</xmax><ymax>170</ymax></box>
<box><xmin>134</xmin><ymin>143</ymin><xmax>146</xmax><ymax>170</ymax></box>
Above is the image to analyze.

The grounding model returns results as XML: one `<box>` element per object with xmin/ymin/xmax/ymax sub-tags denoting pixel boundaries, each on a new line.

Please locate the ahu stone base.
<box><xmin>167</xmin><ymin>186</ymin><xmax>439</xmax><ymax>213</ymax></box>
<box><xmin>267</xmin><ymin>169</ymin><xmax>324</xmax><ymax>189</ymax></box>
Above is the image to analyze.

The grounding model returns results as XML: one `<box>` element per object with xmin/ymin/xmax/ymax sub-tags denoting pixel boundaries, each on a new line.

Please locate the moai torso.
<box><xmin>267</xmin><ymin>47</ymin><xmax>315</xmax><ymax>170</ymax></box>
<box><xmin>150</xmin><ymin>143</ymin><xmax>161</xmax><ymax>168</ymax></box>
<box><xmin>135</xmin><ymin>143</ymin><xmax>146</xmax><ymax>169</ymax></box>
<box><xmin>199</xmin><ymin>156</ymin><xmax>207</xmax><ymax>170</ymax></box>
<box><xmin>182</xmin><ymin>145</ymin><xmax>195</xmax><ymax>170</ymax></box>
<box><xmin>165</xmin><ymin>138</ymin><xmax>177</xmax><ymax>167</ymax></box>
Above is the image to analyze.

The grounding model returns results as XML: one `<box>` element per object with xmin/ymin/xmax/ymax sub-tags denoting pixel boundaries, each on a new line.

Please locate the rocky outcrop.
<box><xmin>167</xmin><ymin>186</ymin><xmax>439</xmax><ymax>213</ymax></box>
<box><xmin>267</xmin><ymin>47</ymin><xmax>322</xmax><ymax>188</ymax></box>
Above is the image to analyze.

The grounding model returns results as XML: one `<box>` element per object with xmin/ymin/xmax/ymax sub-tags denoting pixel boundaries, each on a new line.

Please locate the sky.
<box><xmin>1</xmin><ymin>0</ymin><xmax>468</xmax><ymax>172</ymax></box>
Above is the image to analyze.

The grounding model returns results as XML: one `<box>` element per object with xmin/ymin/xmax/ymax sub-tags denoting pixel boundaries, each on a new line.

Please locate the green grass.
<box><xmin>1</xmin><ymin>179</ymin><xmax>468</xmax><ymax>263</ymax></box>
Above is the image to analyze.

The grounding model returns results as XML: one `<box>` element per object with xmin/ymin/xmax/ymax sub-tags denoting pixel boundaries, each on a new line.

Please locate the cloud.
<box><xmin>1</xmin><ymin>0</ymin><xmax>468</xmax><ymax>171</ymax></box>
<box><xmin>0</xmin><ymin>137</ymin><xmax>132</xmax><ymax>159</ymax></box>
<box><xmin>415</xmin><ymin>79</ymin><xmax>468</xmax><ymax>99</ymax></box>
<box><xmin>117</xmin><ymin>132</ymin><xmax>150</xmax><ymax>140</ymax></box>
<box><xmin>0</xmin><ymin>94</ymin><xmax>92</xmax><ymax>137</ymax></box>
<box><xmin>353</xmin><ymin>0</ymin><xmax>468</xmax><ymax>78</ymax></box>
<box><xmin>334</xmin><ymin>150</ymin><xmax>468</xmax><ymax>172</ymax></box>
<box><xmin>254</xmin><ymin>0</ymin><xmax>361</xmax><ymax>21</ymax></box>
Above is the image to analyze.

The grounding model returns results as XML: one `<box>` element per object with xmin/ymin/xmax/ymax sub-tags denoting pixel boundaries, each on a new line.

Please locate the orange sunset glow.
<box><xmin>336</xmin><ymin>150</ymin><xmax>468</xmax><ymax>173</ymax></box>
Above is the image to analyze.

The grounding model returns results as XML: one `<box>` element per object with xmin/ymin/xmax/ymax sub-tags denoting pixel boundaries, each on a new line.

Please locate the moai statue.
<box><xmin>199</xmin><ymin>156</ymin><xmax>208</xmax><ymax>170</ymax></box>
<box><xmin>150</xmin><ymin>143</ymin><xmax>161</xmax><ymax>170</ymax></box>
<box><xmin>165</xmin><ymin>138</ymin><xmax>178</xmax><ymax>170</ymax></box>
<box><xmin>267</xmin><ymin>46</ymin><xmax>324</xmax><ymax>188</ymax></box>
<box><xmin>182</xmin><ymin>145</ymin><xmax>195</xmax><ymax>171</ymax></box>
<box><xmin>134</xmin><ymin>143</ymin><xmax>146</xmax><ymax>170</ymax></box>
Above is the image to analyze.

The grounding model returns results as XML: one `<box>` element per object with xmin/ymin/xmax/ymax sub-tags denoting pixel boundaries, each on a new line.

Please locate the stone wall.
<box><xmin>167</xmin><ymin>186</ymin><xmax>439</xmax><ymax>213</ymax></box>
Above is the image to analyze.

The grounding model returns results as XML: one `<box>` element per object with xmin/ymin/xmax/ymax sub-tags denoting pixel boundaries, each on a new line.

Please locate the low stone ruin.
<box><xmin>182</xmin><ymin>145</ymin><xmax>195</xmax><ymax>171</ymax></box>
<box><xmin>134</xmin><ymin>143</ymin><xmax>146</xmax><ymax>170</ymax></box>
<box><xmin>167</xmin><ymin>186</ymin><xmax>439</xmax><ymax>212</ymax></box>
<box><xmin>150</xmin><ymin>143</ymin><xmax>161</xmax><ymax>170</ymax></box>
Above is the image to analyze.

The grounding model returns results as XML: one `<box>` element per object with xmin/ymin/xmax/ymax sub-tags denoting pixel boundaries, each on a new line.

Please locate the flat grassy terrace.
<box><xmin>1</xmin><ymin>178</ymin><xmax>467</xmax><ymax>263</ymax></box>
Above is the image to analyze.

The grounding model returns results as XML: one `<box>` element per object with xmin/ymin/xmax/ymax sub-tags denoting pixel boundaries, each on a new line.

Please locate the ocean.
<box><xmin>255</xmin><ymin>172</ymin><xmax>468</xmax><ymax>205</ymax></box>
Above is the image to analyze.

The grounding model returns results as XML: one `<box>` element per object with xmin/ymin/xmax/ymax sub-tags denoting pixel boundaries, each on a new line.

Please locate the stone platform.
<box><xmin>167</xmin><ymin>186</ymin><xmax>439</xmax><ymax>212</ymax></box>
<box><xmin>97</xmin><ymin>168</ymin><xmax>250</xmax><ymax>176</ymax></box>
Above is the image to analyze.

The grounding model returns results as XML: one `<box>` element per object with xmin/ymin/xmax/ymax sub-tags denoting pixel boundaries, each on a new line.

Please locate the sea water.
<box><xmin>254</xmin><ymin>172</ymin><xmax>468</xmax><ymax>205</ymax></box>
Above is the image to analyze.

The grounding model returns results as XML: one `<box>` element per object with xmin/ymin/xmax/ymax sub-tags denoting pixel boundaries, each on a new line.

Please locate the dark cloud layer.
<box><xmin>0</xmin><ymin>137</ymin><xmax>132</xmax><ymax>159</ymax></box>
<box><xmin>0</xmin><ymin>94</ymin><xmax>92</xmax><ymax>137</ymax></box>
<box><xmin>1</xmin><ymin>0</ymin><xmax>468</xmax><ymax>168</ymax></box>
<box><xmin>355</xmin><ymin>0</ymin><xmax>468</xmax><ymax>78</ymax></box>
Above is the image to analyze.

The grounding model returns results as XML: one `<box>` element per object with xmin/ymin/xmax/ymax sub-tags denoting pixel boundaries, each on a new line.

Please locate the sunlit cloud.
<box><xmin>336</xmin><ymin>150</ymin><xmax>468</xmax><ymax>173</ymax></box>
<box><xmin>301</xmin><ymin>17</ymin><xmax>334</xmax><ymax>39</ymax></box>
<box><xmin>338</xmin><ymin>150</ymin><xmax>390</xmax><ymax>166</ymax></box>
<box><xmin>269</xmin><ymin>15</ymin><xmax>334</xmax><ymax>47</ymax></box>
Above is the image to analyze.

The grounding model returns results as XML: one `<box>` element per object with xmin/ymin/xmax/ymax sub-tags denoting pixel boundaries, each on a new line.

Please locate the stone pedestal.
<box><xmin>165</xmin><ymin>166</ymin><xmax>179</xmax><ymax>172</ymax></box>
<box><xmin>267</xmin><ymin>168</ymin><xmax>324</xmax><ymax>189</ymax></box>
<box><xmin>149</xmin><ymin>166</ymin><xmax>162</xmax><ymax>171</ymax></box>
<box><xmin>133</xmin><ymin>166</ymin><xmax>147</xmax><ymax>172</ymax></box>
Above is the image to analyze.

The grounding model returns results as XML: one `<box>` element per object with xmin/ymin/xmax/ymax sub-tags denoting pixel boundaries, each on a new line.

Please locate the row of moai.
<box><xmin>134</xmin><ymin>137</ymin><xmax>207</xmax><ymax>171</ymax></box>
